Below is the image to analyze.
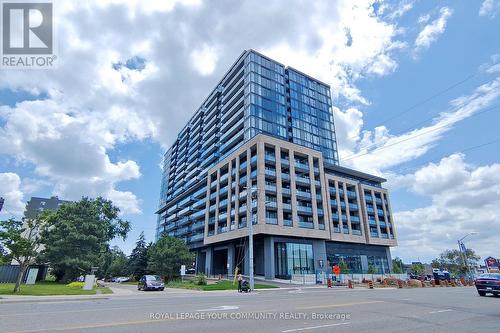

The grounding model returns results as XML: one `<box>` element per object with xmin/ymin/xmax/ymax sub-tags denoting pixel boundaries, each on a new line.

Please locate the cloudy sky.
<box><xmin>1</xmin><ymin>0</ymin><xmax>499</xmax><ymax>263</ymax></box>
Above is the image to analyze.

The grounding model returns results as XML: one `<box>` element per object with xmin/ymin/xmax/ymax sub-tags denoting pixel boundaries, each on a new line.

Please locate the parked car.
<box><xmin>138</xmin><ymin>275</ymin><xmax>165</xmax><ymax>291</ymax></box>
<box><xmin>186</xmin><ymin>268</ymin><xmax>196</xmax><ymax>274</ymax></box>
<box><xmin>475</xmin><ymin>273</ymin><xmax>500</xmax><ymax>296</ymax></box>
<box><xmin>115</xmin><ymin>277</ymin><xmax>130</xmax><ymax>283</ymax></box>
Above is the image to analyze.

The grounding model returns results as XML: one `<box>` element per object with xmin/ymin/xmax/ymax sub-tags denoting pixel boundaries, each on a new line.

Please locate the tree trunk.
<box><xmin>14</xmin><ymin>263</ymin><xmax>27</xmax><ymax>293</ymax></box>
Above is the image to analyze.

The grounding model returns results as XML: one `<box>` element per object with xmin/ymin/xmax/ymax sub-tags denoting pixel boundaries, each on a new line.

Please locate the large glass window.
<box><xmin>274</xmin><ymin>242</ymin><xmax>314</xmax><ymax>279</ymax></box>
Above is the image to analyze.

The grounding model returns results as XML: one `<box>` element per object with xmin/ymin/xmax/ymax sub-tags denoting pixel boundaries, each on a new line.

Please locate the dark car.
<box><xmin>475</xmin><ymin>273</ymin><xmax>500</xmax><ymax>296</ymax></box>
<box><xmin>138</xmin><ymin>275</ymin><xmax>165</xmax><ymax>291</ymax></box>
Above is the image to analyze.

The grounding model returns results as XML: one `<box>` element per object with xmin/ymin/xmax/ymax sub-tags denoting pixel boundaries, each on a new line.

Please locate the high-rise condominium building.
<box><xmin>156</xmin><ymin>50</ymin><xmax>397</xmax><ymax>279</ymax></box>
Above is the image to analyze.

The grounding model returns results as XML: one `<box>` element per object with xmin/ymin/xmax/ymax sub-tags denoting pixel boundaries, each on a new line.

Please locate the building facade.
<box><xmin>156</xmin><ymin>50</ymin><xmax>397</xmax><ymax>279</ymax></box>
<box><xmin>24</xmin><ymin>196</ymin><xmax>70</xmax><ymax>220</ymax></box>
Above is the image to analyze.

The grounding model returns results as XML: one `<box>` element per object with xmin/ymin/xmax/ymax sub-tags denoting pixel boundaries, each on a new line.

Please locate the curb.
<box><xmin>0</xmin><ymin>296</ymin><xmax>111</xmax><ymax>304</ymax></box>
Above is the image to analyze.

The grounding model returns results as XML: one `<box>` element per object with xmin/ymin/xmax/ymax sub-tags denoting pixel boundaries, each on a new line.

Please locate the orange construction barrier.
<box><xmin>397</xmin><ymin>280</ymin><xmax>403</xmax><ymax>289</ymax></box>
<box><xmin>348</xmin><ymin>280</ymin><xmax>353</xmax><ymax>289</ymax></box>
<box><xmin>368</xmin><ymin>280</ymin><xmax>374</xmax><ymax>289</ymax></box>
<box><xmin>327</xmin><ymin>278</ymin><xmax>332</xmax><ymax>288</ymax></box>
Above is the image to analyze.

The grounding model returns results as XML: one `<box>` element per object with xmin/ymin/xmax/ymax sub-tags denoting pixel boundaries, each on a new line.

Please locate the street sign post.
<box><xmin>181</xmin><ymin>265</ymin><xmax>186</xmax><ymax>281</ymax></box>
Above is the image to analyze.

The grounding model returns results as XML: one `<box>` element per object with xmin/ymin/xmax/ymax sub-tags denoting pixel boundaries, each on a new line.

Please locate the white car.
<box><xmin>115</xmin><ymin>277</ymin><xmax>130</xmax><ymax>283</ymax></box>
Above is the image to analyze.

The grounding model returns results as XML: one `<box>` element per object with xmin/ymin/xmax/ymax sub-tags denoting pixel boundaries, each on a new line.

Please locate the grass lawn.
<box><xmin>166</xmin><ymin>279</ymin><xmax>278</xmax><ymax>291</ymax></box>
<box><xmin>0</xmin><ymin>281</ymin><xmax>113</xmax><ymax>296</ymax></box>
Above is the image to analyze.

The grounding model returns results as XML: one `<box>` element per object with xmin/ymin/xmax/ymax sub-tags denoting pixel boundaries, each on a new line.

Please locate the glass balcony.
<box><xmin>352</xmin><ymin>229</ymin><xmax>362</xmax><ymax>236</ymax></box>
<box><xmin>295</xmin><ymin>161</ymin><xmax>309</xmax><ymax>170</ymax></box>
<box><xmin>295</xmin><ymin>175</ymin><xmax>311</xmax><ymax>184</ymax></box>
<box><xmin>283</xmin><ymin>219</ymin><xmax>293</xmax><ymax>227</ymax></box>
<box><xmin>350</xmin><ymin>216</ymin><xmax>360</xmax><ymax>223</ymax></box>
<box><xmin>282</xmin><ymin>203</ymin><xmax>292</xmax><ymax>211</ymax></box>
<box><xmin>265</xmin><ymin>169</ymin><xmax>276</xmax><ymax>177</ymax></box>
<box><xmin>297</xmin><ymin>206</ymin><xmax>313</xmax><ymax>214</ymax></box>
<box><xmin>298</xmin><ymin>221</ymin><xmax>314</xmax><ymax>229</ymax></box>
<box><xmin>190</xmin><ymin>233</ymin><xmax>204</xmax><ymax>242</ymax></box>
<box><xmin>265</xmin><ymin>184</ymin><xmax>277</xmax><ymax>192</ymax></box>
<box><xmin>266</xmin><ymin>217</ymin><xmax>278</xmax><ymax>225</ymax></box>
<box><xmin>348</xmin><ymin>203</ymin><xmax>358</xmax><ymax>210</ymax></box>
<box><xmin>296</xmin><ymin>190</ymin><xmax>312</xmax><ymax>198</ymax></box>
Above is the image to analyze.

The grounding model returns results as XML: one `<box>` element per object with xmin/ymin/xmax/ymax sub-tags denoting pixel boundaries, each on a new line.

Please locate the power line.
<box><xmin>341</xmin><ymin>103</ymin><xmax>500</xmax><ymax>162</ymax></box>
<box><xmin>337</xmin><ymin>62</ymin><xmax>499</xmax><ymax>161</ymax></box>
<box><xmin>347</xmin><ymin>136</ymin><xmax>500</xmax><ymax>186</ymax></box>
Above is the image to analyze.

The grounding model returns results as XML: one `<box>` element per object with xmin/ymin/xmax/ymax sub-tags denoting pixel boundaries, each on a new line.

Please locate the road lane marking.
<box><xmin>429</xmin><ymin>309</ymin><xmax>453</xmax><ymax>314</ymax></box>
<box><xmin>7</xmin><ymin>318</ymin><xmax>177</xmax><ymax>333</ymax></box>
<box><xmin>282</xmin><ymin>322</ymin><xmax>350</xmax><ymax>332</ymax></box>
<box><xmin>297</xmin><ymin>300</ymin><xmax>384</xmax><ymax>310</ymax></box>
<box><xmin>197</xmin><ymin>305</ymin><xmax>239</xmax><ymax>311</ymax></box>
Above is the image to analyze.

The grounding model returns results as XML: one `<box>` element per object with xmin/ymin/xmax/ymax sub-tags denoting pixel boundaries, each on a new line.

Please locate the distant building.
<box><xmin>10</xmin><ymin>196</ymin><xmax>69</xmax><ymax>266</ymax></box>
<box><xmin>23</xmin><ymin>196</ymin><xmax>70</xmax><ymax>220</ymax></box>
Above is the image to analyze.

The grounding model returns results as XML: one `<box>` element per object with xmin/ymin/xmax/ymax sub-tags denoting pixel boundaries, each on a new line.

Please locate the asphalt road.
<box><xmin>1</xmin><ymin>284</ymin><xmax>498</xmax><ymax>333</ymax></box>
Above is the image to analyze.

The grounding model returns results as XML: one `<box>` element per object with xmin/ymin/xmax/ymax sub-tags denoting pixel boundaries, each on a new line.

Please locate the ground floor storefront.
<box><xmin>195</xmin><ymin>236</ymin><xmax>393</xmax><ymax>279</ymax></box>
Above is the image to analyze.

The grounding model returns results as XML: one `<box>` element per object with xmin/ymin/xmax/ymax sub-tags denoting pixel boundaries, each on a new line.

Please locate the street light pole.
<box><xmin>245</xmin><ymin>186</ymin><xmax>256</xmax><ymax>291</ymax></box>
<box><xmin>458</xmin><ymin>232</ymin><xmax>478</xmax><ymax>280</ymax></box>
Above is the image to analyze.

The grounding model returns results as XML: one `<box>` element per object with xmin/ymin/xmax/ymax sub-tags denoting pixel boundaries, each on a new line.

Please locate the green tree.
<box><xmin>127</xmin><ymin>232</ymin><xmax>149</xmax><ymax>280</ymax></box>
<box><xmin>147</xmin><ymin>236</ymin><xmax>193</xmax><ymax>280</ymax></box>
<box><xmin>102</xmin><ymin>246</ymin><xmax>128</xmax><ymax>279</ymax></box>
<box><xmin>338</xmin><ymin>261</ymin><xmax>350</xmax><ymax>274</ymax></box>
<box><xmin>367</xmin><ymin>264</ymin><xmax>377</xmax><ymax>274</ymax></box>
<box><xmin>40</xmin><ymin>197</ymin><xmax>130</xmax><ymax>282</ymax></box>
<box><xmin>0</xmin><ymin>218</ymin><xmax>44</xmax><ymax>293</ymax></box>
<box><xmin>431</xmin><ymin>249</ymin><xmax>480</xmax><ymax>276</ymax></box>
<box><xmin>0</xmin><ymin>243</ymin><xmax>12</xmax><ymax>264</ymax></box>
<box><xmin>410</xmin><ymin>263</ymin><xmax>425</xmax><ymax>276</ymax></box>
<box><xmin>392</xmin><ymin>257</ymin><xmax>404</xmax><ymax>274</ymax></box>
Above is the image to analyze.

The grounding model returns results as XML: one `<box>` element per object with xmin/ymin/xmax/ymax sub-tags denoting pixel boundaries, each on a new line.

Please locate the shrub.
<box><xmin>193</xmin><ymin>273</ymin><xmax>207</xmax><ymax>285</ymax></box>
<box><xmin>66</xmin><ymin>282</ymin><xmax>85</xmax><ymax>288</ymax></box>
<box><xmin>44</xmin><ymin>273</ymin><xmax>57</xmax><ymax>282</ymax></box>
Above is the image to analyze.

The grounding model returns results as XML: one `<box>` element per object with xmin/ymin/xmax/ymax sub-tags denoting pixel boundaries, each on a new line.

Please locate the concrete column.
<box><xmin>308</xmin><ymin>155</ymin><xmax>319</xmax><ymax>229</ymax></box>
<box><xmin>275</xmin><ymin>146</ymin><xmax>284</xmax><ymax>226</ymax></box>
<box><xmin>205</xmin><ymin>247</ymin><xmax>213</xmax><ymax>276</ymax></box>
<box><xmin>343</xmin><ymin>183</ymin><xmax>352</xmax><ymax>234</ymax></box>
<box><xmin>290</xmin><ymin>151</ymin><xmax>298</xmax><ymax>227</ymax></box>
<box><xmin>227</xmin><ymin>243</ymin><xmax>235</xmax><ymax>277</ymax></box>
<box><xmin>361</xmin><ymin>255</ymin><xmax>368</xmax><ymax>273</ymax></box>
<box><xmin>214</xmin><ymin>169</ymin><xmax>221</xmax><ymax>234</ymax></box>
<box><xmin>256</xmin><ymin>140</ymin><xmax>266</xmax><ymax>224</ymax></box>
<box><xmin>386</xmin><ymin>247</ymin><xmax>393</xmax><ymax>273</ymax></box>
<box><xmin>312</xmin><ymin>240</ymin><xmax>327</xmax><ymax>273</ymax></box>
<box><xmin>244</xmin><ymin>241</ymin><xmax>250</xmax><ymax>276</ymax></box>
<box><xmin>264</xmin><ymin>236</ymin><xmax>275</xmax><ymax>279</ymax></box>
<box><xmin>372</xmin><ymin>190</ymin><xmax>382</xmax><ymax>236</ymax></box>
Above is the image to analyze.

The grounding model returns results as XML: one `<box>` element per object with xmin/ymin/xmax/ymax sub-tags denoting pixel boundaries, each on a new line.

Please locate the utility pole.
<box><xmin>245</xmin><ymin>186</ymin><xmax>257</xmax><ymax>291</ymax></box>
<box><xmin>458</xmin><ymin>232</ymin><xmax>478</xmax><ymax>280</ymax></box>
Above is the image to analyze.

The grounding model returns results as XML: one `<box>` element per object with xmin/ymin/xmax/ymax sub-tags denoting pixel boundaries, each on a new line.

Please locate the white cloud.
<box><xmin>391</xmin><ymin>154</ymin><xmax>500</xmax><ymax>262</ymax></box>
<box><xmin>0</xmin><ymin>173</ymin><xmax>25</xmax><ymax>218</ymax></box>
<box><xmin>338</xmin><ymin>77</ymin><xmax>500</xmax><ymax>175</ymax></box>
<box><xmin>414</xmin><ymin>7</ymin><xmax>453</xmax><ymax>53</ymax></box>
<box><xmin>417</xmin><ymin>14</ymin><xmax>430</xmax><ymax>24</ymax></box>
<box><xmin>0</xmin><ymin>0</ymin><xmax>411</xmax><ymax>216</ymax></box>
<box><xmin>387</xmin><ymin>0</ymin><xmax>415</xmax><ymax>20</ymax></box>
<box><xmin>190</xmin><ymin>44</ymin><xmax>219</xmax><ymax>76</ymax></box>
<box><xmin>479</xmin><ymin>0</ymin><xmax>500</xmax><ymax>18</ymax></box>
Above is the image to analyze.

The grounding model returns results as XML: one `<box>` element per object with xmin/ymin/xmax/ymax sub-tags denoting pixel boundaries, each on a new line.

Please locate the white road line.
<box><xmin>282</xmin><ymin>322</ymin><xmax>350</xmax><ymax>332</ymax></box>
<box><xmin>197</xmin><ymin>305</ymin><xmax>239</xmax><ymax>312</ymax></box>
<box><xmin>429</xmin><ymin>309</ymin><xmax>453</xmax><ymax>314</ymax></box>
